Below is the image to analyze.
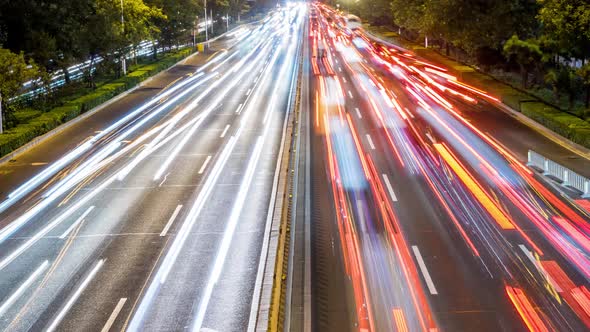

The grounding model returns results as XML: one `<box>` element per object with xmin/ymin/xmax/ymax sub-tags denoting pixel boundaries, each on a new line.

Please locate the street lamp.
<box><xmin>120</xmin><ymin>0</ymin><xmax>127</xmax><ymax>75</ymax></box>
<box><xmin>204</xmin><ymin>0</ymin><xmax>208</xmax><ymax>43</ymax></box>
<box><xmin>198</xmin><ymin>15</ymin><xmax>199</xmax><ymax>47</ymax></box>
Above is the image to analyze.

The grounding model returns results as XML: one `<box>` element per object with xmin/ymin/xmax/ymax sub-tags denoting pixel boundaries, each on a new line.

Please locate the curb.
<box><xmin>493</xmin><ymin>101</ymin><xmax>590</xmax><ymax>161</ymax></box>
<box><xmin>251</xmin><ymin>23</ymin><xmax>305</xmax><ymax>332</ymax></box>
<box><xmin>266</xmin><ymin>54</ymin><xmax>303</xmax><ymax>332</ymax></box>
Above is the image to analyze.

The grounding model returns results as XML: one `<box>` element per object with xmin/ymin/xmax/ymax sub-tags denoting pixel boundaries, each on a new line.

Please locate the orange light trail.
<box><xmin>434</xmin><ymin>143</ymin><xmax>515</xmax><ymax>230</ymax></box>
<box><xmin>505</xmin><ymin>286</ymin><xmax>550</xmax><ymax>332</ymax></box>
<box><xmin>392</xmin><ymin>308</ymin><xmax>409</xmax><ymax>332</ymax></box>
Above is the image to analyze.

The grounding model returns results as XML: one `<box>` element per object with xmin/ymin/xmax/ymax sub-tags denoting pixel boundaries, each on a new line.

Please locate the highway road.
<box><xmin>307</xmin><ymin>4</ymin><xmax>590</xmax><ymax>332</ymax></box>
<box><xmin>0</xmin><ymin>4</ymin><xmax>305</xmax><ymax>332</ymax></box>
<box><xmin>2</xmin><ymin>3</ymin><xmax>590</xmax><ymax>332</ymax></box>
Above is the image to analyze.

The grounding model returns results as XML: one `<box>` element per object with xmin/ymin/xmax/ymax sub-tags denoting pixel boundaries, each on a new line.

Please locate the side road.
<box><xmin>0</xmin><ymin>31</ymin><xmax>244</xmax><ymax>198</ymax></box>
<box><xmin>364</xmin><ymin>26</ymin><xmax>590</xmax><ymax>180</ymax></box>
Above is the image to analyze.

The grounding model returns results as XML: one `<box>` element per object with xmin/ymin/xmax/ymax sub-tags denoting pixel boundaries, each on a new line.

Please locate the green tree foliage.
<box><xmin>389</xmin><ymin>0</ymin><xmax>538</xmax><ymax>55</ymax></box>
<box><xmin>0</xmin><ymin>0</ymin><xmax>94</xmax><ymax>81</ymax></box>
<box><xmin>0</xmin><ymin>0</ymin><xmax>249</xmax><ymax>77</ymax></box>
<box><xmin>537</xmin><ymin>0</ymin><xmax>590</xmax><ymax>60</ymax></box>
<box><xmin>503</xmin><ymin>35</ymin><xmax>543</xmax><ymax>89</ymax></box>
<box><xmin>349</xmin><ymin>0</ymin><xmax>391</xmax><ymax>26</ymax></box>
<box><xmin>93</xmin><ymin>0</ymin><xmax>165</xmax><ymax>61</ymax></box>
<box><xmin>228</xmin><ymin>0</ymin><xmax>250</xmax><ymax>20</ymax></box>
<box><xmin>146</xmin><ymin>0</ymin><xmax>201</xmax><ymax>48</ymax></box>
<box><xmin>577</xmin><ymin>64</ymin><xmax>590</xmax><ymax>109</ymax></box>
<box><xmin>0</xmin><ymin>48</ymin><xmax>39</xmax><ymax>115</ymax></box>
<box><xmin>383</xmin><ymin>0</ymin><xmax>589</xmax><ymax>112</ymax></box>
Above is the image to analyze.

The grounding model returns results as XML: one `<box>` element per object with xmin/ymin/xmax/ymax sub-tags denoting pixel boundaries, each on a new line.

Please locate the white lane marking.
<box><xmin>246</xmin><ymin>88</ymin><xmax>252</xmax><ymax>96</ymax></box>
<box><xmin>160</xmin><ymin>205</ymin><xmax>183</xmax><ymax>237</ymax></box>
<box><xmin>59</xmin><ymin>206</ymin><xmax>95</xmax><ymax>239</ymax></box>
<box><xmin>347</xmin><ymin>90</ymin><xmax>354</xmax><ymax>99</ymax></box>
<box><xmin>355</xmin><ymin>108</ymin><xmax>362</xmax><ymax>119</ymax></box>
<box><xmin>220</xmin><ymin>124</ymin><xmax>231</xmax><ymax>138</ymax></box>
<box><xmin>343</xmin><ymin>77</ymin><xmax>347</xmax><ymax>83</ymax></box>
<box><xmin>47</xmin><ymin>259</ymin><xmax>104</xmax><ymax>332</ymax></box>
<box><xmin>235</xmin><ymin>103</ymin><xmax>243</xmax><ymax>114</ymax></box>
<box><xmin>338</xmin><ymin>67</ymin><xmax>342</xmax><ymax>72</ymax></box>
<box><xmin>411</xmin><ymin>246</ymin><xmax>438</xmax><ymax>295</ymax></box>
<box><xmin>382</xmin><ymin>174</ymin><xmax>398</xmax><ymax>202</ymax></box>
<box><xmin>100</xmin><ymin>298</ymin><xmax>127</xmax><ymax>332</ymax></box>
<box><xmin>366</xmin><ymin>134</ymin><xmax>376</xmax><ymax>150</ymax></box>
<box><xmin>518</xmin><ymin>244</ymin><xmax>562</xmax><ymax>292</ymax></box>
<box><xmin>0</xmin><ymin>260</ymin><xmax>49</xmax><ymax>316</ymax></box>
<box><xmin>198</xmin><ymin>156</ymin><xmax>212</xmax><ymax>175</ymax></box>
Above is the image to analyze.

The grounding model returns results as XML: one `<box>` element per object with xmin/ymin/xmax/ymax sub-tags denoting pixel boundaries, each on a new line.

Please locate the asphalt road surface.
<box><xmin>307</xmin><ymin>4</ymin><xmax>590</xmax><ymax>332</ymax></box>
<box><xmin>2</xmin><ymin>3</ymin><xmax>590</xmax><ymax>332</ymax></box>
<box><xmin>0</xmin><ymin>5</ymin><xmax>305</xmax><ymax>332</ymax></box>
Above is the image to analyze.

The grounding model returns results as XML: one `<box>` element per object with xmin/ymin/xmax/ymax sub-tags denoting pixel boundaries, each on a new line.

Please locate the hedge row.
<box><xmin>521</xmin><ymin>102</ymin><xmax>590</xmax><ymax>149</ymax></box>
<box><xmin>0</xmin><ymin>48</ymin><xmax>194</xmax><ymax>158</ymax></box>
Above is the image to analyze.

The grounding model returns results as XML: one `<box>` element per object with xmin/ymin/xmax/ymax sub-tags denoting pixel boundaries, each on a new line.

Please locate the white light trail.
<box><xmin>0</xmin><ymin>260</ymin><xmax>49</xmax><ymax>317</ymax></box>
<box><xmin>46</xmin><ymin>259</ymin><xmax>104</xmax><ymax>332</ymax></box>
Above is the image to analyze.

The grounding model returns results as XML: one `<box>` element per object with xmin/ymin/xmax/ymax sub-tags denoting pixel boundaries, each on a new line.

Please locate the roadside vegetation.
<box><xmin>332</xmin><ymin>0</ymin><xmax>590</xmax><ymax>148</ymax></box>
<box><xmin>0</xmin><ymin>0</ymin><xmax>274</xmax><ymax>157</ymax></box>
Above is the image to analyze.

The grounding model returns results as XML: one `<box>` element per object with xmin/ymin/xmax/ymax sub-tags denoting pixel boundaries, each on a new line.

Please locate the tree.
<box><xmin>350</xmin><ymin>0</ymin><xmax>391</xmax><ymax>26</ymax></box>
<box><xmin>538</xmin><ymin>0</ymin><xmax>590</xmax><ymax>61</ymax></box>
<box><xmin>389</xmin><ymin>0</ymin><xmax>539</xmax><ymax>58</ymax></box>
<box><xmin>503</xmin><ymin>35</ymin><xmax>543</xmax><ymax>89</ymax></box>
<box><xmin>83</xmin><ymin>0</ymin><xmax>164</xmax><ymax>80</ymax></box>
<box><xmin>0</xmin><ymin>0</ymin><xmax>94</xmax><ymax>83</ymax></box>
<box><xmin>147</xmin><ymin>0</ymin><xmax>201</xmax><ymax>48</ymax></box>
<box><xmin>0</xmin><ymin>48</ymin><xmax>39</xmax><ymax>129</ymax></box>
<box><xmin>228</xmin><ymin>0</ymin><xmax>250</xmax><ymax>21</ymax></box>
<box><xmin>577</xmin><ymin>63</ymin><xmax>590</xmax><ymax>109</ymax></box>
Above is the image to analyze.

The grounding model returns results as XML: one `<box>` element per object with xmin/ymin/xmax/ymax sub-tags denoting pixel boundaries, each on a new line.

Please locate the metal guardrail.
<box><xmin>527</xmin><ymin>150</ymin><xmax>590</xmax><ymax>198</ymax></box>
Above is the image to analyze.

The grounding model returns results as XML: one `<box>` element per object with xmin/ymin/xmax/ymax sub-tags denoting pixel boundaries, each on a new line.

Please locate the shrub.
<box><xmin>0</xmin><ymin>47</ymin><xmax>194</xmax><ymax>158</ymax></box>
<box><xmin>522</xmin><ymin>102</ymin><xmax>590</xmax><ymax>148</ymax></box>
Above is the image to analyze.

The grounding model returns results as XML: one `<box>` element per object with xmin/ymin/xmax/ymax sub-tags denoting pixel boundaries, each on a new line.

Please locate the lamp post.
<box><xmin>120</xmin><ymin>0</ymin><xmax>127</xmax><ymax>75</ymax></box>
<box><xmin>204</xmin><ymin>0</ymin><xmax>208</xmax><ymax>43</ymax></box>
<box><xmin>0</xmin><ymin>93</ymin><xmax>3</xmax><ymax>134</ymax></box>
<box><xmin>198</xmin><ymin>16</ymin><xmax>199</xmax><ymax>47</ymax></box>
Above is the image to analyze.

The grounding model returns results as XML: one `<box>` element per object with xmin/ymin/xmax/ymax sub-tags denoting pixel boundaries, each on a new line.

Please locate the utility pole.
<box><xmin>120</xmin><ymin>0</ymin><xmax>127</xmax><ymax>75</ymax></box>
<box><xmin>204</xmin><ymin>0</ymin><xmax>208</xmax><ymax>44</ymax></box>
<box><xmin>198</xmin><ymin>16</ymin><xmax>199</xmax><ymax>47</ymax></box>
<box><xmin>211</xmin><ymin>10</ymin><xmax>214</xmax><ymax>35</ymax></box>
<box><xmin>226</xmin><ymin>13</ymin><xmax>229</xmax><ymax>31</ymax></box>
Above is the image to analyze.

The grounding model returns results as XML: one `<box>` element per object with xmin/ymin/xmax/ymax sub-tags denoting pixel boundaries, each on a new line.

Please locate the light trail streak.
<box><xmin>434</xmin><ymin>143</ymin><xmax>515</xmax><ymax>229</ymax></box>
<box><xmin>505</xmin><ymin>285</ymin><xmax>550</xmax><ymax>332</ymax></box>
<box><xmin>127</xmin><ymin>16</ymin><xmax>293</xmax><ymax>329</ymax></box>
<box><xmin>0</xmin><ymin>261</ymin><xmax>49</xmax><ymax>317</ymax></box>
<box><xmin>46</xmin><ymin>259</ymin><xmax>104</xmax><ymax>332</ymax></box>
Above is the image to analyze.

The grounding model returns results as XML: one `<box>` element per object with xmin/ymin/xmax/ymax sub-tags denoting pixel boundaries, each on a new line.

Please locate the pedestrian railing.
<box><xmin>527</xmin><ymin>150</ymin><xmax>590</xmax><ymax>198</ymax></box>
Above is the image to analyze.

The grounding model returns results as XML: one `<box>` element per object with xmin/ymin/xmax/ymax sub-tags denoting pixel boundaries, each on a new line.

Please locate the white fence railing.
<box><xmin>527</xmin><ymin>150</ymin><xmax>590</xmax><ymax>198</ymax></box>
